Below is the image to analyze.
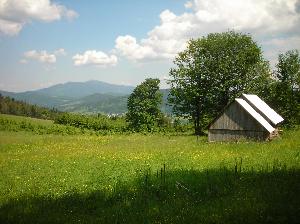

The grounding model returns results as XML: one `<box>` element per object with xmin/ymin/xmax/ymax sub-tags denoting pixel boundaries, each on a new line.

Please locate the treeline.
<box><xmin>0</xmin><ymin>94</ymin><xmax>61</xmax><ymax>120</ymax></box>
<box><xmin>0</xmin><ymin>94</ymin><xmax>191</xmax><ymax>135</ymax></box>
<box><xmin>54</xmin><ymin>113</ymin><xmax>191</xmax><ymax>134</ymax></box>
<box><xmin>54</xmin><ymin>113</ymin><xmax>127</xmax><ymax>133</ymax></box>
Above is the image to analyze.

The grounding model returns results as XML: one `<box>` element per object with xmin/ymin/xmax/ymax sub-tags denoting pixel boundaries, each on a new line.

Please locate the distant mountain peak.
<box><xmin>33</xmin><ymin>80</ymin><xmax>135</xmax><ymax>98</ymax></box>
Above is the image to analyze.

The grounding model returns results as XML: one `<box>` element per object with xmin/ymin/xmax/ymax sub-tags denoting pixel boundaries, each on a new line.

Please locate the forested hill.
<box><xmin>0</xmin><ymin>94</ymin><xmax>61</xmax><ymax>120</ymax></box>
<box><xmin>34</xmin><ymin>80</ymin><xmax>135</xmax><ymax>98</ymax></box>
<box><xmin>0</xmin><ymin>81</ymin><xmax>172</xmax><ymax>115</ymax></box>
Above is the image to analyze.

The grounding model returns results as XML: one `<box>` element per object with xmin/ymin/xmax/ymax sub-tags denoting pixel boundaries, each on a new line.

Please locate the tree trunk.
<box><xmin>194</xmin><ymin>118</ymin><xmax>201</xmax><ymax>136</ymax></box>
<box><xmin>194</xmin><ymin>101</ymin><xmax>205</xmax><ymax>136</ymax></box>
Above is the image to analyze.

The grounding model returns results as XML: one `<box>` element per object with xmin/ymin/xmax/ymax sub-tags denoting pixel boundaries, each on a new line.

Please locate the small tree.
<box><xmin>269</xmin><ymin>50</ymin><xmax>300</xmax><ymax>125</ymax></box>
<box><xmin>126</xmin><ymin>78</ymin><xmax>162</xmax><ymax>132</ymax></box>
<box><xmin>168</xmin><ymin>31</ymin><xmax>270</xmax><ymax>135</ymax></box>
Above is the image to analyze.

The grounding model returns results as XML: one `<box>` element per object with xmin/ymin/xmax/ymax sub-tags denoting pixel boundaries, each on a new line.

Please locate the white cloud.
<box><xmin>115</xmin><ymin>35</ymin><xmax>157</xmax><ymax>61</ymax></box>
<box><xmin>0</xmin><ymin>0</ymin><xmax>78</xmax><ymax>36</ymax></box>
<box><xmin>54</xmin><ymin>48</ymin><xmax>67</xmax><ymax>56</ymax></box>
<box><xmin>22</xmin><ymin>48</ymin><xmax>67</xmax><ymax>64</ymax></box>
<box><xmin>115</xmin><ymin>9</ymin><xmax>190</xmax><ymax>61</ymax></box>
<box><xmin>262</xmin><ymin>36</ymin><xmax>300</xmax><ymax>66</ymax></box>
<box><xmin>191</xmin><ymin>0</ymin><xmax>300</xmax><ymax>32</ymax></box>
<box><xmin>263</xmin><ymin>36</ymin><xmax>300</xmax><ymax>50</ymax></box>
<box><xmin>0</xmin><ymin>18</ymin><xmax>23</xmax><ymax>36</ymax></box>
<box><xmin>24</xmin><ymin>50</ymin><xmax>56</xmax><ymax>63</ymax></box>
<box><xmin>114</xmin><ymin>0</ymin><xmax>300</xmax><ymax>62</ymax></box>
<box><xmin>72</xmin><ymin>50</ymin><xmax>118</xmax><ymax>67</ymax></box>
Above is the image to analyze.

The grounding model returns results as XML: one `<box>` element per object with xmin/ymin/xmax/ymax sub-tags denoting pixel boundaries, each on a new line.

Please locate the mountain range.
<box><xmin>0</xmin><ymin>80</ymin><xmax>171</xmax><ymax>114</ymax></box>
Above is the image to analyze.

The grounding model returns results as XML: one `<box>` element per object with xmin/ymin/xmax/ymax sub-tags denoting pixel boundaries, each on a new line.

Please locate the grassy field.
<box><xmin>0</xmin><ymin>114</ymin><xmax>300</xmax><ymax>223</ymax></box>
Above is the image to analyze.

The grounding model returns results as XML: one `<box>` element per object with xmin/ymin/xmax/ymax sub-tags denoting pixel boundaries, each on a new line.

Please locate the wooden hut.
<box><xmin>208</xmin><ymin>94</ymin><xmax>284</xmax><ymax>142</ymax></box>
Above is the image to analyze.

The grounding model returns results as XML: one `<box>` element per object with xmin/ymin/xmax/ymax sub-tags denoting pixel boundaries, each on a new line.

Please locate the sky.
<box><xmin>0</xmin><ymin>0</ymin><xmax>300</xmax><ymax>92</ymax></box>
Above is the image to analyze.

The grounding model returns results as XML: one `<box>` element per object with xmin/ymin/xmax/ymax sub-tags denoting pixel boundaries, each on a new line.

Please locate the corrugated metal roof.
<box><xmin>235</xmin><ymin>98</ymin><xmax>275</xmax><ymax>133</ymax></box>
<box><xmin>242</xmin><ymin>94</ymin><xmax>284</xmax><ymax>125</ymax></box>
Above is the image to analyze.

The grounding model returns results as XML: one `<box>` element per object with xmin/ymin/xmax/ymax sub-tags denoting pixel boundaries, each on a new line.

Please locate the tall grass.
<box><xmin>1</xmin><ymin>164</ymin><xmax>299</xmax><ymax>223</ymax></box>
<box><xmin>0</xmin><ymin>115</ymin><xmax>299</xmax><ymax>223</ymax></box>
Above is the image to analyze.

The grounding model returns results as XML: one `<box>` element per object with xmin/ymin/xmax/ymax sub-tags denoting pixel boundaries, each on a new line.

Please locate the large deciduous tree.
<box><xmin>126</xmin><ymin>78</ymin><xmax>162</xmax><ymax>132</ymax></box>
<box><xmin>168</xmin><ymin>31</ymin><xmax>270</xmax><ymax>135</ymax></box>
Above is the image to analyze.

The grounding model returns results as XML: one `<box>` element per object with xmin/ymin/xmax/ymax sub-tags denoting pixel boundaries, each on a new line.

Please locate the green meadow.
<box><xmin>0</xmin><ymin>114</ymin><xmax>300</xmax><ymax>223</ymax></box>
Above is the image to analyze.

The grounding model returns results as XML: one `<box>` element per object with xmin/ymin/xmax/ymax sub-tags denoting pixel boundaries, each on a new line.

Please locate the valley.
<box><xmin>0</xmin><ymin>80</ymin><xmax>171</xmax><ymax>114</ymax></box>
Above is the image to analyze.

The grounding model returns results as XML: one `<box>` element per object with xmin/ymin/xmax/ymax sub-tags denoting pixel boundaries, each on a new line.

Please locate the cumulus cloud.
<box><xmin>72</xmin><ymin>50</ymin><xmax>118</xmax><ymax>67</ymax></box>
<box><xmin>114</xmin><ymin>0</ymin><xmax>300</xmax><ymax>62</ymax></box>
<box><xmin>191</xmin><ymin>0</ymin><xmax>299</xmax><ymax>32</ymax></box>
<box><xmin>24</xmin><ymin>50</ymin><xmax>56</xmax><ymax>63</ymax></box>
<box><xmin>0</xmin><ymin>18</ymin><xmax>23</xmax><ymax>36</ymax></box>
<box><xmin>0</xmin><ymin>0</ymin><xmax>78</xmax><ymax>36</ymax></box>
<box><xmin>21</xmin><ymin>48</ymin><xmax>67</xmax><ymax>64</ymax></box>
<box><xmin>115</xmin><ymin>10</ymin><xmax>189</xmax><ymax>61</ymax></box>
<box><xmin>54</xmin><ymin>48</ymin><xmax>67</xmax><ymax>56</ymax></box>
<box><xmin>115</xmin><ymin>35</ymin><xmax>157</xmax><ymax>61</ymax></box>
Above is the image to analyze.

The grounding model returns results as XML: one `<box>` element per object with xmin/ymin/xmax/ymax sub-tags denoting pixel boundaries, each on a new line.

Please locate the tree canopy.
<box><xmin>126</xmin><ymin>78</ymin><xmax>162</xmax><ymax>132</ymax></box>
<box><xmin>168</xmin><ymin>31</ymin><xmax>270</xmax><ymax>135</ymax></box>
<box><xmin>268</xmin><ymin>50</ymin><xmax>300</xmax><ymax>125</ymax></box>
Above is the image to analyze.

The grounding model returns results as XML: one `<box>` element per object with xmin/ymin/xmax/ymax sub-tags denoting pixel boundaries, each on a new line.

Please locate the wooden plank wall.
<box><xmin>208</xmin><ymin>129</ymin><xmax>269</xmax><ymax>141</ymax></box>
<box><xmin>209</xmin><ymin>101</ymin><xmax>269</xmax><ymax>141</ymax></box>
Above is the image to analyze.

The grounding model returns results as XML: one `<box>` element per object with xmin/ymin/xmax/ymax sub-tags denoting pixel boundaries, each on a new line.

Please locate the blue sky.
<box><xmin>0</xmin><ymin>0</ymin><xmax>300</xmax><ymax>92</ymax></box>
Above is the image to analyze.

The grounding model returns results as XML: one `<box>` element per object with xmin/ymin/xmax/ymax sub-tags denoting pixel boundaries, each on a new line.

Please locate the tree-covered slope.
<box><xmin>0</xmin><ymin>81</ymin><xmax>172</xmax><ymax>114</ymax></box>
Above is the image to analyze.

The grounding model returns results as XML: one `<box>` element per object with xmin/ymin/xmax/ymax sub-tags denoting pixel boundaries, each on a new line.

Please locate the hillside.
<box><xmin>0</xmin><ymin>91</ymin><xmax>72</xmax><ymax>108</ymax></box>
<box><xmin>35</xmin><ymin>80</ymin><xmax>135</xmax><ymax>98</ymax></box>
<box><xmin>57</xmin><ymin>93</ymin><xmax>129</xmax><ymax>114</ymax></box>
<box><xmin>0</xmin><ymin>81</ymin><xmax>134</xmax><ymax>114</ymax></box>
<box><xmin>0</xmin><ymin>94</ymin><xmax>61</xmax><ymax>120</ymax></box>
<box><xmin>0</xmin><ymin>81</ymin><xmax>172</xmax><ymax>114</ymax></box>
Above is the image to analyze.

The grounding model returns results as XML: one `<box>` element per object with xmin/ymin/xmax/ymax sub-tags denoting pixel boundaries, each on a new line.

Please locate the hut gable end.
<box><xmin>210</xmin><ymin>101</ymin><xmax>266</xmax><ymax>132</ymax></box>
